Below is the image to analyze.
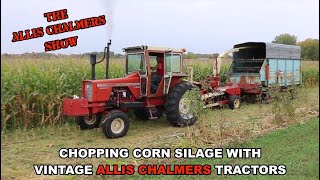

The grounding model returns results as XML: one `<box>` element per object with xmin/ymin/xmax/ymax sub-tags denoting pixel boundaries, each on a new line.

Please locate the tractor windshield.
<box><xmin>165</xmin><ymin>53</ymin><xmax>182</xmax><ymax>73</ymax></box>
<box><xmin>127</xmin><ymin>53</ymin><xmax>146</xmax><ymax>74</ymax></box>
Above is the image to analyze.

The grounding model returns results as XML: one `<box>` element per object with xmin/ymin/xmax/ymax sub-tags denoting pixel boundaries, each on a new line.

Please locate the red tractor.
<box><xmin>63</xmin><ymin>41</ymin><xmax>197</xmax><ymax>139</ymax></box>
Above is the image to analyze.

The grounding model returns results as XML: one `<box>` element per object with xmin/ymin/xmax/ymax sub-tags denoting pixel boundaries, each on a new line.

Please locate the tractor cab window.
<box><xmin>127</xmin><ymin>53</ymin><xmax>146</xmax><ymax>75</ymax></box>
<box><xmin>165</xmin><ymin>53</ymin><xmax>182</xmax><ymax>73</ymax></box>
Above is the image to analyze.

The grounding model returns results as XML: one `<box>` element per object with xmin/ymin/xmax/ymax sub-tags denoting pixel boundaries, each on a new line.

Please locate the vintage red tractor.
<box><xmin>63</xmin><ymin>41</ymin><xmax>198</xmax><ymax>139</ymax></box>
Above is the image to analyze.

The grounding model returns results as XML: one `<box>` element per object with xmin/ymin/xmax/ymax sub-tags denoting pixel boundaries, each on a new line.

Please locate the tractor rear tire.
<box><xmin>134</xmin><ymin>108</ymin><xmax>163</xmax><ymax>120</ymax></box>
<box><xmin>229</xmin><ymin>95</ymin><xmax>241</xmax><ymax>109</ymax></box>
<box><xmin>165</xmin><ymin>82</ymin><xmax>197</xmax><ymax>127</ymax></box>
<box><xmin>76</xmin><ymin>114</ymin><xmax>101</xmax><ymax>130</ymax></box>
<box><xmin>101</xmin><ymin>110</ymin><xmax>130</xmax><ymax>139</ymax></box>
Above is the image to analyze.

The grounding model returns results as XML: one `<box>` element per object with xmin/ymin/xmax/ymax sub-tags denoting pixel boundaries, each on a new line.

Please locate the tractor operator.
<box><xmin>151</xmin><ymin>56</ymin><xmax>164</xmax><ymax>93</ymax></box>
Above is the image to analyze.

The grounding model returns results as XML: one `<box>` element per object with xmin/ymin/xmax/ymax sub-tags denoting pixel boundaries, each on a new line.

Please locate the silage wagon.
<box><xmin>195</xmin><ymin>42</ymin><xmax>302</xmax><ymax>108</ymax></box>
<box><xmin>229</xmin><ymin>42</ymin><xmax>301</xmax><ymax>88</ymax></box>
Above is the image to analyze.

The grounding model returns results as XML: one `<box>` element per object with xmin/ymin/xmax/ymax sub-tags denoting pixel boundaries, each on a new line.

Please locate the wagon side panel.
<box><xmin>293</xmin><ymin>60</ymin><xmax>302</xmax><ymax>85</ymax></box>
<box><xmin>285</xmin><ymin>59</ymin><xmax>293</xmax><ymax>86</ymax></box>
<box><xmin>268</xmin><ymin>59</ymin><xmax>278</xmax><ymax>85</ymax></box>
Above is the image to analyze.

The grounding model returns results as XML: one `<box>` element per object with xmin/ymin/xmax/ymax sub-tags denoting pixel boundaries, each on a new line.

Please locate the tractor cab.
<box><xmin>123</xmin><ymin>46</ymin><xmax>187</xmax><ymax>96</ymax></box>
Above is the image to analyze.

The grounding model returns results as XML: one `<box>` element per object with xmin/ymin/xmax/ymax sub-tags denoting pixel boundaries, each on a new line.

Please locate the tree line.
<box><xmin>185</xmin><ymin>34</ymin><xmax>319</xmax><ymax>61</ymax></box>
<box><xmin>272</xmin><ymin>33</ymin><xmax>319</xmax><ymax>61</ymax></box>
<box><xmin>1</xmin><ymin>51</ymin><xmax>125</xmax><ymax>59</ymax></box>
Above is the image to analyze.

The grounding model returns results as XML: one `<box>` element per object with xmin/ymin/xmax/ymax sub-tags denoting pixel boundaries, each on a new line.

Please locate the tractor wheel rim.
<box><xmin>111</xmin><ymin>118</ymin><xmax>125</xmax><ymax>134</ymax></box>
<box><xmin>234</xmin><ymin>99</ymin><xmax>240</xmax><ymax>108</ymax></box>
<box><xmin>179</xmin><ymin>97</ymin><xmax>193</xmax><ymax>119</ymax></box>
<box><xmin>84</xmin><ymin>115</ymin><xmax>96</xmax><ymax>125</ymax></box>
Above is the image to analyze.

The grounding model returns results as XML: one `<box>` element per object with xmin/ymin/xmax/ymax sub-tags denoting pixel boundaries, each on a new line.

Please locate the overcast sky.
<box><xmin>1</xmin><ymin>0</ymin><xmax>319</xmax><ymax>54</ymax></box>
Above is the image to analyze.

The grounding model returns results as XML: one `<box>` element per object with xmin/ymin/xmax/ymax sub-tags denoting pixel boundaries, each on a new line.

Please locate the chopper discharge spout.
<box><xmin>213</xmin><ymin>47</ymin><xmax>251</xmax><ymax>77</ymax></box>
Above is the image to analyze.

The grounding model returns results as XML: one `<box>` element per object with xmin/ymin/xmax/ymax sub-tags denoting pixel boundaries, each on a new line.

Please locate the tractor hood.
<box><xmin>83</xmin><ymin>72</ymin><xmax>140</xmax><ymax>86</ymax></box>
<box><xmin>81</xmin><ymin>72</ymin><xmax>141</xmax><ymax>102</ymax></box>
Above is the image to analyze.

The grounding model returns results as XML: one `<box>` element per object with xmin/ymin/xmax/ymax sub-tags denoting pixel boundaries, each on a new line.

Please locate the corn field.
<box><xmin>1</xmin><ymin>57</ymin><xmax>319</xmax><ymax>131</ymax></box>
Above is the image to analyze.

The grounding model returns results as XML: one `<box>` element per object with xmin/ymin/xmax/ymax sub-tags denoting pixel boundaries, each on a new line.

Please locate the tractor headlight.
<box><xmin>85</xmin><ymin>82</ymin><xmax>93</xmax><ymax>101</ymax></box>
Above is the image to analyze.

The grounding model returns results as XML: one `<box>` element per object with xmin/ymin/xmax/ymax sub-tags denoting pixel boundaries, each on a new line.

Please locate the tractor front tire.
<box><xmin>76</xmin><ymin>114</ymin><xmax>101</xmax><ymax>130</ymax></box>
<box><xmin>134</xmin><ymin>108</ymin><xmax>163</xmax><ymax>121</ymax></box>
<box><xmin>165</xmin><ymin>82</ymin><xmax>197</xmax><ymax>127</ymax></box>
<box><xmin>101</xmin><ymin>110</ymin><xmax>130</xmax><ymax>139</ymax></box>
<box><xmin>229</xmin><ymin>95</ymin><xmax>241</xmax><ymax>109</ymax></box>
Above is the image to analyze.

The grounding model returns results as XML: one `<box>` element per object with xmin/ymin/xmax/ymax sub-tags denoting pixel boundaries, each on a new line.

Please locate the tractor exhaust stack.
<box><xmin>106</xmin><ymin>39</ymin><xmax>112</xmax><ymax>79</ymax></box>
<box><xmin>90</xmin><ymin>54</ymin><xmax>97</xmax><ymax>80</ymax></box>
<box><xmin>89</xmin><ymin>39</ymin><xmax>112</xmax><ymax>80</ymax></box>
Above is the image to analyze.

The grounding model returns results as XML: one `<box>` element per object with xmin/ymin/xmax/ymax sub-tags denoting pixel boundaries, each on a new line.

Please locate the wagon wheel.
<box><xmin>229</xmin><ymin>95</ymin><xmax>241</xmax><ymax>109</ymax></box>
<box><xmin>289</xmin><ymin>87</ymin><xmax>298</xmax><ymax>100</ymax></box>
<box><xmin>259</xmin><ymin>91</ymin><xmax>273</xmax><ymax>104</ymax></box>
